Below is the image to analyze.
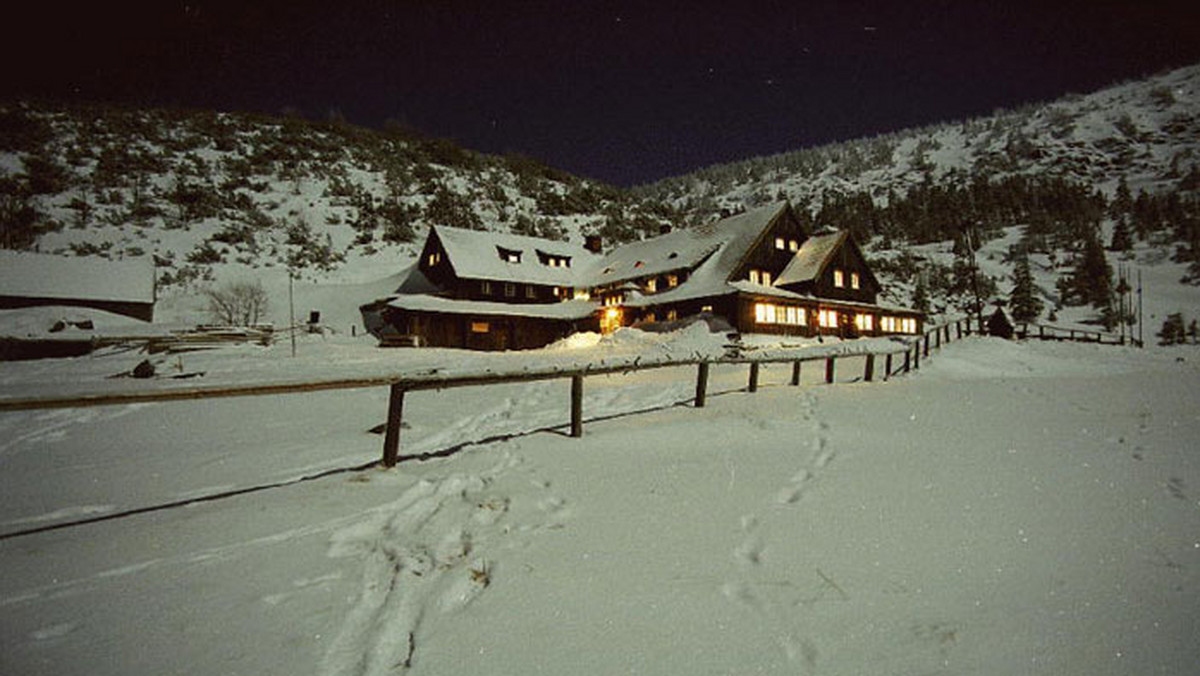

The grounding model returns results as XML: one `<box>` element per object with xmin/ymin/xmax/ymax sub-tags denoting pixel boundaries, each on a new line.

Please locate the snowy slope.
<box><xmin>1</xmin><ymin>334</ymin><xmax>1198</xmax><ymax>675</ymax></box>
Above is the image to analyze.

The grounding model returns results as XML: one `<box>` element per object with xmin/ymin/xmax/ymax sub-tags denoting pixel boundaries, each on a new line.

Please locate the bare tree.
<box><xmin>203</xmin><ymin>280</ymin><xmax>269</xmax><ymax>326</ymax></box>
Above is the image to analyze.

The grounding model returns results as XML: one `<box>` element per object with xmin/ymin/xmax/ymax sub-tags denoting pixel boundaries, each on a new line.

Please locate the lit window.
<box><xmin>644</xmin><ymin>312</ymin><xmax>656</xmax><ymax>323</ymax></box>
<box><xmin>471</xmin><ymin>321</ymin><xmax>489</xmax><ymax>333</ymax></box>
<box><xmin>833</xmin><ymin>269</ymin><xmax>845</xmax><ymax>288</ymax></box>
<box><xmin>851</xmin><ymin>272</ymin><xmax>860</xmax><ymax>290</ymax></box>
<box><xmin>666</xmin><ymin>274</ymin><xmax>678</xmax><ymax>288</ymax></box>
<box><xmin>762</xmin><ymin>270</ymin><xmax>772</xmax><ymax>286</ymax></box>
<box><xmin>667</xmin><ymin>309</ymin><xmax>678</xmax><ymax>321</ymax></box>
<box><xmin>645</xmin><ymin>278</ymin><xmax>657</xmax><ymax>293</ymax></box>
<box><xmin>881</xmin><ymin>316</ymin><xmax>895</xmax><ymax>332</ymax></box>
<box><xmin>755</xmin><ymin>303</ymin><xmax>778</xmax><ymax>324</ymax></box>
<box><xmin>789</xmin><ymin>240</ymin><xmax>799</xmax><ymax>252</ymax></box>
<box><xmin>749</xmin><ymin>270</ymin><xmax>761</xmax><ymax>285</ymax></box>
<box><xmin>701</xmin><ymin>305</ymin><xmax>713</xmax><ymax>313</ymax></box>
<box><xmin>775</xmin><ymin>237</ymin><xmax>786</xmax><ymax>250</ymax></box>
<box><xmin>819</xmin><ymin>309</ymin><xmax>838</xmax><ymax>328</ymax></box>
<box><xmin>855</xmin><ymin>313</ymin><xmax>874</xmax><ymax>331</ymax></box>
<box><xmin>785</xmin><ymin>306</ymin><xmax>797</xmax><ymax>325</ymax></box>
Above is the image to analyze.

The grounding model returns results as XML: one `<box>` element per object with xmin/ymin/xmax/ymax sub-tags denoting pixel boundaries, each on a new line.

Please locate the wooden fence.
<box><xmin>0</xmin><ymin>316</ymin><xmax>1132</xmax><ymax>467</ymax></box>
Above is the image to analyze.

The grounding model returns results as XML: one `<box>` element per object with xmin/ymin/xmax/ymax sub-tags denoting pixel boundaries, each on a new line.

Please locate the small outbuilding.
<box><xmin>0</xmin><ymin>250</ymin><xmax>156</xmax><ymax>322</ymax></box>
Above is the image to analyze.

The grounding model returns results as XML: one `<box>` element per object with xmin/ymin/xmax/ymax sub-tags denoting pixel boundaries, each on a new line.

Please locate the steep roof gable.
<box><xmin>588</xmin><ymin>201</ymin><xmax>790</xmax><ymax>287</ymax></box>
<box><xmin>774</xmin><ymin>231</ymin><xmax>847</xmax><ymax>286</ymax></box>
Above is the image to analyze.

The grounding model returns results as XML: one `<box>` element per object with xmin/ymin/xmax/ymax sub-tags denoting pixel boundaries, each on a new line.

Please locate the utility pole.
<box><xmin>1137</xmin><ymin>268</ymin><xmax>1144</xmax><ymax>348</ymax></box>
<box><xmin>288</xmin><ymin>269</ymin><xmax>297</xmax><ymax>358</ymax></box>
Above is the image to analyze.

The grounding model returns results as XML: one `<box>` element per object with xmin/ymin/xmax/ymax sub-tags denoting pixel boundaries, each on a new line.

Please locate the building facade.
<box><xmin>361</xmin><ymin>202</ymin><xmax>923</xmax><ymax>350</ymax></box>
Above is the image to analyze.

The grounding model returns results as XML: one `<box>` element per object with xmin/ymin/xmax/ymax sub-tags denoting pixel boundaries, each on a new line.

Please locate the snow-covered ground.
<box><xmin>2</xmin><ymin>331</ymin><xmax>1198</xmax><ymax>675</ymax></box>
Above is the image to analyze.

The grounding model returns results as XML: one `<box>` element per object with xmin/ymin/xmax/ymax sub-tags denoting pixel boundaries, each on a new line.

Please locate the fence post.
<box><xmin>864</xmin><ymin>353</ymin><xmax>875</xmax><ymax>382</ymax></box>
<box><xmin>956</xmin><ymin>320</ymin><xmax>962</xmax><ymax>340</ymax></box>
<box><xmin>884</xmin><ymin>353</ymin><xmax>893</xmax><ymax>381</ymax></box>
<box><xmin>570</xmin><ymin>374</ymin><xmax>584</xmax><ymax>438</ymax></box>
<box><xmin>935</xmin><ymin>328</ymin><xmax>942</xmax><ymax>349</ymax></box>
<box><xmin>695</xmin><ymin>362</ymin><xmax>709</xmax><ymax>408</ymax></box>
<box><xmin>944</xmin><ymin>325</ymin><xmax>951</xmax><ymax>342</ymax></box>
<box><xmin>913</xmin><ymin>343</ymin><xmax>921</xmax><ymax>370</ymax></box>
<box><xmin>791</xmin><ymin>360</ymin><xmax>802</xmax><ymax>386</ymax></box>
<box><xmin>825</xmin><ymin>357</ymin><xmax>836</xmax><ymax>384</ymax></box>
<box><xmin>748</xmin><ymin>362</ymin><xmax>760</xmax><ymax>393</ymax></box>
<box><xmin>923</xmin><ymin>333</ymin><xmax>930</xmax><ymax>357</ymax></box>
<box><xmin>1039</xmin><ymin>325</ymin><xmax>1045</xmax><ymax>340</ymax></box>
<box><xmin>904</xmin><ymin>349</ymin><xmax>911</xmax><ymax>373</ymax></box>
<box><xmin>382</xmin><ymin>384</ymin><xmax>406</xmax><ymax>467</ymax></box>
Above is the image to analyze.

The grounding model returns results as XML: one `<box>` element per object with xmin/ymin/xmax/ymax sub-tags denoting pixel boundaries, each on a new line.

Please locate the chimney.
<box><xmin>584</xmin><ymin>234</ymin><xmax>603</xmax><ymax>254</ymax></box>
<box><xmin>659</xmin><ymin>223</ymin><xmax>672</xmax><ymax>236</ymax></box>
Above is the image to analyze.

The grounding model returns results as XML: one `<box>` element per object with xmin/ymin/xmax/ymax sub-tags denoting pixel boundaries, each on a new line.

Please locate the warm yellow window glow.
<box><xmin>789</xmin><ymin>239</ymin><xmax>799</xmax><ymax>252</ymax></box>
<box><xmin>605</xmin><ymin>307</ymin><xmax>620</xmax><ymax>319</ymax></box>
<box><xmin>749</xmin><ymin>270</ymin><xmax>760</xmax><ymax>285</ymax></box>
<box><xmin>833</xmin><ymin>269</ymin><xmax>845</xmax><ymax>288</ymax></box>
<box><xmin>701</xmin><ymin>305</ymin><xmax>713</xmax><ymax>312</ymax></box>
<box><xmin>819</xmin><ymin>309</ymin><xmax>838</xmax><ymax>328</ymax></box>
<box><xmin>573</xmin><ymin>289</ymin><xmax>590</xmax><ymax>300</ymax></box>
<box><xmin>645</xmin><ymin>278</ymin><xmax>657</xmax><ymax>293</ymax></box>
<box><xmin>470</xmin><ymin>321</ymin><xmax>489</xmax><ymax>333</ymax></box>
<box><xmin>855</xmin><ymin>313</ymin><xmax>874</xmax><ymax>331</ymax></box>
<box><xmin>667</xmin><ymin>309</ymin><xmax>678</xmax><ymax>321</ymax></box>
<box><xmin>667</xmin><ymin>274</ymin><xmax>678</xmax><ymax>287</ymax></box>
<box><xmin>762</xmin><ymin>270</ymin><xmax>772</xmax><ymax>286</ymax></box>
<box><xmin>755</xmin><ymin>303</ymin><xmax>778</xmax><ymax>324</ymax></box>
<box><xmin>851</xmin><ymin>272</ymin><xmax>860</xmax><ymax>290</ymax></box>
<box><xmin>881</xmin><ymin>316</ymin><xmax>896</xmax><ymax>332</ymax></box>
<box><xmin>775</xmin><ymin>236</ymin><xmax>786</xmax><ymax>250</ymax></box>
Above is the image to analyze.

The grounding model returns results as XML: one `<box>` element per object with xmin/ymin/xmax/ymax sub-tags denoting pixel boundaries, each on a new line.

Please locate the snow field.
<box><xmin>1</xmin><ymin>337</ymin><xmax>1198</xmax><ymax>675</ymax></box>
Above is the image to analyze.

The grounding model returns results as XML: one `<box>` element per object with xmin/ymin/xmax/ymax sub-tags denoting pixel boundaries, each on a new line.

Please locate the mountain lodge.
<box><xmin>360</xmin><ymin>202</ymin><xmax>923</xmax><ymax>350</ymax></box>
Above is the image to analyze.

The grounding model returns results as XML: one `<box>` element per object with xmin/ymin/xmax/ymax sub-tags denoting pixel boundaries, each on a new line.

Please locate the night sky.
<box><xmin>4</xmin><ymin>1</ymin><xmax>1200</xmax><ymax>186</ymax></box>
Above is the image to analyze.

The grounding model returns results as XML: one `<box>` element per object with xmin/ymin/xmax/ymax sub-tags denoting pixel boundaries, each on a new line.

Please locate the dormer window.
<box><xmin>497</xmin><ymin>246</ymin><xmax>522</xmax><ymax>264</ymax></box>
<box><xmin>833</xmin><ymin>269</ymin><xmax>845</xmax><ymax>288</ymax></box>
<box><xmin>645</xmin><ymin>278</ymin><xmax>657</xmax><ymax>293</ymax></box>
<box><xmin>851</xmin><ymin>272</ymin><xmax>860</xmax><ymax>290</ymax></box>
<box><xmin>536</xmin><ymin>250</ymin><xmax>572</xmax><ymax>268</ymax></box>
<box><xmin>749</xmin><ymin>269</ymin><xmax>772</xmax><ymax>286</ymax></box>
<box><xmin>788</xmin><ymin>239</ymin><xmax>799</xmax><ymax>252</ymax></box>
<box><xmin>427</xmin><ymin>251</ymin><xmax>442</xmax><ymax>267</ymax></box>
<box><xmin>666</xmin><ymin>274</ymin><xmax>678</xmax><ymax>288</ymax></box>
<box><xmin>775</xmin><ymin>237</ymin><xmax>786</xmax><ymax>250</ymax></box>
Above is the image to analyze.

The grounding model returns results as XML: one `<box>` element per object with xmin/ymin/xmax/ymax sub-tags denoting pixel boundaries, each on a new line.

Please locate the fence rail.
<box><xmin>0</xmin><ymin>315</ymin><xmax>1132</xmax><ymax>467</ymax></box>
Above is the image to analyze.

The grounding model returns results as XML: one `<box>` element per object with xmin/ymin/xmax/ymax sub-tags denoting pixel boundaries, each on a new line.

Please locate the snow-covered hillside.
<box><xmin>1</xmin><ymin>333</ymin><xmax>1197</xmax><ymax>675</ymax></box>
<box><xmin>643</xmin><ymin>64</ymin><xmax>1200</xmax><ymax>216</ymax></box>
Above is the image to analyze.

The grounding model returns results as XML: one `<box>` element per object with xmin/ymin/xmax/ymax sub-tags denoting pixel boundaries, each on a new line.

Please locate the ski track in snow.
<box><xmin>723</xmin><ymin>389</ymin><xmax>839</xmax><ymax>670</ymax></box>
<box><xmin>319</xmin><ymin>449</ymin><xmax>570</xmax><ymax>675</ymax></box>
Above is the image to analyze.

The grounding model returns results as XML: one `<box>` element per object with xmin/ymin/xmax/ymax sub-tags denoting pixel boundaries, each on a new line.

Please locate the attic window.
<box><xmin>497</xmin><ymin>246</ymin><xmax>522</xmax><ymax>264</ymax></box>
<box><xmin>789</xmin><ymin>240</ymin><xmax>799</xmax><ymax>252</ymax></box>
<box><xmin>833</xmin><ymin>269</ymin><xmax>845</xmax><ymax>288</ymax></box>
<box><xmin>634</xmin><ymin>261</ymin><xmax>645</xmax><ymax>268</ymax></box>
<box><xmin>775</xmin><ymin>237</ymin><xmax>786</xmax><ymax>250</ymax></box>
<box><xmin>851</xmin><ymin>272</ymin><xmax>860</xmax><ymax>290</ymax></box>
<box><xmin>536</xmin><ymin>250</ymin><xmax>572</xmax><ymax>268</ymax></box>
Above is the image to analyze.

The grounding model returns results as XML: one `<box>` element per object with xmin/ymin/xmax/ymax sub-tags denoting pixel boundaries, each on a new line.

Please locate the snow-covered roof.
<box><xmin>0</xmin><ymin>250</ymin><xmax>155</xmax><ymax>304</ymax></box>
<box><xmin>727</xmin><ymin>281</ymin><xmax>921</xmax><ymax>314</ymax></box>
<box><xmin>587</xmin><ymin>202</ymin><xmax>788</xmax><ymax>287</ymax></box>
<box><xmin>433</xmin><ymin>226</ymin><xmax>596</xmax><ymax>287</ymax></box>
<box><xmin>775</xmin><ymin>231</ymin><xmax>846</xmax><ymax>286</ymax></box>
<box><xmin>385</xmin><ymin>294</ymin><xmax>597</xmax><ymax>321</ymax></box>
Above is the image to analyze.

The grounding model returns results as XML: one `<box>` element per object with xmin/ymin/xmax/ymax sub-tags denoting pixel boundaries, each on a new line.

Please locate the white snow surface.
<box><xmin>1</xmin><ymin>331</ymin><xmax>1198</xmax><ymax>675</ymax></box>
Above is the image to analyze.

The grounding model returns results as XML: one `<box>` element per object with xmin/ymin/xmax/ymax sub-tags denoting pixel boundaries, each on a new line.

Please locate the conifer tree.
<box><xmin>912</xmin><ymin>275</ymin><xmax>930</xmax><ymax>314</ymax></box>
<box><xmin>1110</xmin><ymin>175</ymin><xmax>1132</xmax><ymax>219</ymax></box>
<box><xmin>1009</xmin><ymin>255</ymin><xmax>1043</xmax><ymax>324</ymax></box>
<box><xmin>1158</xmin><ymin>313</ymin><xmax>1186</xmax><ymax>345</ymax></box>
<box><xmin>1072</xmin><ymin>236</ymin><xmax>1113</xmax><ymax>309</ymax></box>
<box><xmin>1109</xmin><ymin>215</ymin><xmax>1132</xmax><ymax>252</ymax></box>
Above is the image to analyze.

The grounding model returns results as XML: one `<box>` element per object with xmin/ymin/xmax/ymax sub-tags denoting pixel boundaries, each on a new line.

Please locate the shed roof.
<box><xmin>0</xmin><ymin>250</ymin><xmax>155</xmax><ymax>304</ymax></box>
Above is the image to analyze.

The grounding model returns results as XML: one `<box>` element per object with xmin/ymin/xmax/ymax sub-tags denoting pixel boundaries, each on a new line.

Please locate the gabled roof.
<box><xmin>588</xmin><ymin>201</ymin><xmax>790</xmax><ymax>288</ymax></box>
<box><xmin>433</xmin><ymin>225</ymin><xmax>594</xmax><ymax>287</ymax></box>
<box><xmin>774</xmin><ymin>230</ymin><xmax>847</xmax><ymax>286</ymax></box>
<box><xmin>0</xmin><ymin>250</ymin><xmax>155</xmax><ymax>304</ymax></box>
<box><xmin>386</xmin><ymin>294</ymin><xmax>596</xmax><ymax>321</ymax></box>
